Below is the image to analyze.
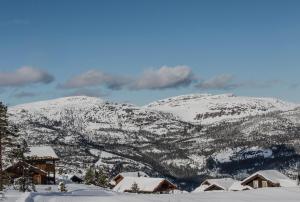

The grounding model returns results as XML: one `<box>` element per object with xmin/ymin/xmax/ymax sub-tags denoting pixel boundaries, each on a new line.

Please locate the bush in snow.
<box><xmin>131</xmin><ymin>182</ymin><xmax>140</xmax><ymax>193</ymax></box>
<box><xmin>58</xmin><ymin>181</ymin><xmax>67</xmax><ymax>192</ymax></box>
<box><xmin>13</xmin><ymin>176</ymin><xmax>36</xmax><ymax>192</ymax></box>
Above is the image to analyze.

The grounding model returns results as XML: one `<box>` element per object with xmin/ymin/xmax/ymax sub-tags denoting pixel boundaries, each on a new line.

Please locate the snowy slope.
<box><xmin>12</xmin><ymin>185</ymin><xmax>300</xmax><ymax>202</ymax></box>
<box><xmin>145</xmin><ymin>94</ymin><xmax>298</xmax><ymax>124</ymax></box>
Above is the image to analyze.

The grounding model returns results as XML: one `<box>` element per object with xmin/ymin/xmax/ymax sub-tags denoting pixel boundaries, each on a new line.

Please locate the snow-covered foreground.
<box><xmin>3</xmin><ymin>184</ymin><xmax>300</xmax><ymax>202</ymax></box>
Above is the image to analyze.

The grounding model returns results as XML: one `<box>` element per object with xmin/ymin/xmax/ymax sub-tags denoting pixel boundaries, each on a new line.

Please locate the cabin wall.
<box><xmin>27</xmin><ymin>159</ymin><xmax>56</xmax><ymax>184</ymax></box>
<box><xmin>245</xmin><ymin>176</ymin><xmax>279</xmax><ymax>188</ymax></box>
<box><xmin>115</xmin><ymin>176</ymin><xmax>124</xmax><ymax>185</ymax></box>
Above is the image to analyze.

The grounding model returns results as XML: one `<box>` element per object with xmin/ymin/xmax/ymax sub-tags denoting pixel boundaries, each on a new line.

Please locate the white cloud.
<box><xmin>59</xmin><ymin>70</ymin><xmax>131</xmax><ymax>90</ymax></box>
<box><xmin>130</xmin><ymin>65</ymin><xmax>194</xmax><ymax>90</ymax></box>
<box><xmin>60</xmin><ymin>65</ymin><xmax>194</xmax><ymax>91</ymax></box>
<box><xmin>0</xmin><ymin>66</ymin><xmax>54</xmax><ymax>87</ymax></box>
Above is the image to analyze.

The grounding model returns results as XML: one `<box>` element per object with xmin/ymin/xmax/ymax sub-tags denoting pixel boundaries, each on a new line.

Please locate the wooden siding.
<box><xmin>243</xmin><ymin>175</ymin><xmax>279</xmax><ymax>188</ymax></box>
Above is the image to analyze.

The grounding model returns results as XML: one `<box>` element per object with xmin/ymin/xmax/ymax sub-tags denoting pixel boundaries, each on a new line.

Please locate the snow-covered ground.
<box><xmin>3</xmin><ymin>184</ymin><xmax>300</xmax><ymax>202</ymax></box>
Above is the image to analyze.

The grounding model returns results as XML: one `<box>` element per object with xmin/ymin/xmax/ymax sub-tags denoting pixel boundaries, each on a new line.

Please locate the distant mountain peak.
<box><xmin>145</xmin><ymin>93</ymin><xmax>297</xmax><ymax>124</ymax></box>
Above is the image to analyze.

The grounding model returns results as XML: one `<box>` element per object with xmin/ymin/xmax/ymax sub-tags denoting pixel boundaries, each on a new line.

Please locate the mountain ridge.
<box><xmin>7</xmin><ymin>94</ymin><xmax>300</xmax><ymax>189</ymax></box>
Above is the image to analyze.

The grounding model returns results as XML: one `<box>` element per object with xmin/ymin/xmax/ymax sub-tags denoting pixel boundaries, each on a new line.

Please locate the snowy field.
<box><xmin>2</xmin><ymin>184</ymin><xmax>300</xmax><ymax>202</ymax></box>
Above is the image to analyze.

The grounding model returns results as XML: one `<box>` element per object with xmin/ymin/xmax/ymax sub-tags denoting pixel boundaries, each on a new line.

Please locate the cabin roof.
<box><xmin>114</xmin><ymin>171</ymin><xmax>149</xmax><ymax>179</ymax></box>
<box><xmin>25</xmin><ymin>146</ymin><xmax>59</xmax><ymax>160</ymax></box>
<box><xmin>204</xmin><ymin>178</ymin><xmax>237</xmax><ymax>190</ymax></box>
<box><xmin>113</xmin><ymin>177</ymin><xmax>175</xmax><ymax>192</ymax></box>
<box><xmin>241</xmin><ymin>170</ymin><xmax>296</xmax><ymax>187</ymax></box>
<box><xmin>229</xmin><ymin>181</ymin><xmax>252</xmax><ymax>191</ymax></box>
<box><xmin>194</xmin><ymin>178</ymin><xmax>242</xmax><ymax>192</ymax></box>
<box><xmin>5</xmin><ymin>161</ymin><xmax>47</xmax><ymax>176</ymax></box>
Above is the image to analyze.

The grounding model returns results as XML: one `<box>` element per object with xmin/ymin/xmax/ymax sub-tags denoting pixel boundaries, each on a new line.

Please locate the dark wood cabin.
<box><xmin>241</xmin><ymin>170</ymin><xmax>294</xmax><ymax>189</ymax></box>
<box><xmin>153</xmin><ymin>179</ymin><xmax>178</xmax><ymax>194</ymax></box>
<box><xmin>4</xmin><ymin>161</ymin><xmax>47</xmax><ymax>184</ymax></box>
<box><xmin>24</xmin><ymin>146</ymin><xmax>59</xmax><ymax>184</ymax></box>
<box><xmin>242</xmin><ymin>174</ymin><xmax>279</xmax><ymax>188</ymax></box>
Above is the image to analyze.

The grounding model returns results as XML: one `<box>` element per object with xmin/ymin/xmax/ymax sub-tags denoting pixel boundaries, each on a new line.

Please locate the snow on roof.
<box><xmin>205</xmin><ymin>178</ymin><xmax>238</xmax><ymax>191</ymax></box>
<box><xmin>229</xmin><ymin>181</ymin><xmax>252</xmax><ymax>191</ymax></box>
<box><xmin>113</xmin><ymin>177</ymin><xmax>172</xmax><ymax>192</ymax></box>
<box><xmin>193</xmin><ymin>178</ymin><xmax>238</xmax><ymax>192</ymax></box>
<box><xmin>193</xmin><ymin>184</ymin><xmax>209</xmax><ymax>192</ymax></box>
<box><xmin>242</xmin><ymin>170</ymin><xmax>296</xmax><ymax>187</ymax></box>
<box><xmin>116</xmin><ymin>171</ymin><xmax>149</xmax><ymax>178</ymax></box>
<box><xmin>25</xmin><ymin>146</ymin><xmax>59</xmax><ymax>159</ymax></box>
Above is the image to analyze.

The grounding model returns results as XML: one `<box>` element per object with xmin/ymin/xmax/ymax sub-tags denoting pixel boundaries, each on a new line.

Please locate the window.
<box><xmin>253</xmin><ymin>180</ymin><xmax>259</xmax><ymax>188</ymax></box>
<box><xmin>262</xmin><ymin>181</ymin><xmax>268</xmax><ymax>188</ymax></box>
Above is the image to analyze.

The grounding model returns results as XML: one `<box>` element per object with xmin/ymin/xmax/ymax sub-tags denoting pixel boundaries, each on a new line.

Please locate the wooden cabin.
<box><xmin>4</xmin><ymin>161</ymin><xmax>47</xmax><ymax>184</ymax></box>
<box><xmin>241</xmin><ymin>170</ymin><xmax>296</xmax><ymax>189</ymax></box>
<box><xmin>113</xmin><ymin>176</ymin><xmax>177</xmax><ymax>194</ymax></box>
<box><xmin>24</xmin><ymin>146</ymin><xmax>59</xmax><ymax>184</ymax></box>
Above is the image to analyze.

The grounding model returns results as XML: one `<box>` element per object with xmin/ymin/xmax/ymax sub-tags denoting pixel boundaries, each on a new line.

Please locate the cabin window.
<box><xmin>253</xmin><ymin>180</ymin><xmax>259</xmax><ymax>188</ymax></box>
<box><xmin>262</xmin><ymin>181</ymin><xmax>268</xmax><ymax>188</ymax></box>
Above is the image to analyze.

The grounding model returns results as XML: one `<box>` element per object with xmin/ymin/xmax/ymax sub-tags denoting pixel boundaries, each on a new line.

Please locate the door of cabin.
<box><xmin>33</xmin><ymin>175</ymin><xmax>42</xmax><ymax>184</ymax></box>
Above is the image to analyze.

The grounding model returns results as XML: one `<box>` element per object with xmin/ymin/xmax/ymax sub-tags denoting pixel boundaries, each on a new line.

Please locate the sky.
<box><xmin>0</xmin><ymin>0</ymin><xmax>300</xmax><ymax>106</ymax></box>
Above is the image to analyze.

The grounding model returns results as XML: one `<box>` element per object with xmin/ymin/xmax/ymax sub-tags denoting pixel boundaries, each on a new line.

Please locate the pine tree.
<box><xmin>131</xmin><ymin>182</ymin><xmax>139</xmax><ymax>193</ymax></box>
<box><xmin>9</xmin><ymin>139</ymin><xmax>29</xmax><ymax>161</ymax></box>
<box><xmin>0</xmin><ymin>102</ymin><xmax>18</xmax><ymax>191</ymax></box>
<box><xmin>84</xmin><ymin>167</ymin><xmax>95</xmax><ymax>185</ymax></box>
<box><xmin>94</xmin><ymin>168</ymin><xmax>108</xmax><ymax>188</ymax></box>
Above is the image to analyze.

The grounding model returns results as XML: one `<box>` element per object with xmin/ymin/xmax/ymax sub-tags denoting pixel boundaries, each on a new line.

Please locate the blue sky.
<box><xmin>0</xmin><ymin>0</ymin><xmax>300</xmax><ymax>106</ymax></box>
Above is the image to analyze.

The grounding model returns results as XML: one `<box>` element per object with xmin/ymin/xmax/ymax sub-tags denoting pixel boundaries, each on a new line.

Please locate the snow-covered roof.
<box><xmin>205</xmin><ymin>178</ymin><xmax>237</xmax><ymax>191</ymax></box>
<box><xmin>25</xmin><ymin>146</ymin><xmax>59</xmax><ymax>160</ymax></box>
<box><xmin>116</xmin><ymin>171</ymin><xmax>149</xmax><ymax>178</ymax></box>
<box><xmin>242</xmin><ymin>170</ymin><xmax>296</xmax><ymax>187</ymax></box>
<box><xmin>194</xmin><ymin>179</ymin><xmax>252</xmax><ymax>192</ymax></box>
<box><xmin>193</xmin><ymin>184</ymin><xmax>209</xmax><ymax>192</ymax></box>
<box><xmin>113</xmin><ymin>177</ymin><xmax>174</xmax><ymax>193</ymax></box>
<box><xmin>229</xmin><ymin>181</ymin><xmax>252</xmax><ymax>191</ymax></box>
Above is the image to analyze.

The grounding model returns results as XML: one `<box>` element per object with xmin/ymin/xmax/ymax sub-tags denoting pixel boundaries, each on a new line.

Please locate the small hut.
<box><xmin>241</xmin><ymin>170</ymin><xmax>296</xmax><ymax>189</ymax></box>
<box><xmin>24</xmin><ymin>146</ymin><xmax>59</xmax><ymax>184</ymax></box>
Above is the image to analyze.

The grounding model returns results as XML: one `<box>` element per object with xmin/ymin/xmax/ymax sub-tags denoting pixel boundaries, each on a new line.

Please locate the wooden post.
<box><xmin>53</xmin><ymin>160</ymin><xmax>56</xmax><ymax>185</ymax></box>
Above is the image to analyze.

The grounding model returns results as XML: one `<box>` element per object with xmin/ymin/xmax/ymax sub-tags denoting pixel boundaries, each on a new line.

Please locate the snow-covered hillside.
<box><xmin>7</xmin><ymin>94</ymin><xmax>300</xmax><ymax>190</ymax></box>
<box><xmin>146</xmin><ymin>94</ymin><xmax>298</xmax><ymax>124</ymax></box>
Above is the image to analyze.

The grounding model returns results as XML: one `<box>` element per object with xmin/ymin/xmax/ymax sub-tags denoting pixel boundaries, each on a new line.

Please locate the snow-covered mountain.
<box><xmin>145</xmin><ymin>94</ymin><xmax>297</xmax><ymax>124</ymax></box>
<box><xmin>7</xmin><ymin>94</ymin><xmax>300</xmax><ymax>190</ymax></box>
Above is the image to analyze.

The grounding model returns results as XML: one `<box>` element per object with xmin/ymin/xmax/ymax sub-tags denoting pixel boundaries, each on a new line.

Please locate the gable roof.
<box><xmin>193</xmin><ymin>178</ymin><xmax>248</xmax><ymax>192</ymax></box>
<box><xmin>241</xmin><ymin>170</ymin><xmax>296</xmax><ymax>187</ymax></box>
<box><xmin>114</xmin><ymin>171</ymin><xmax>149</xmax><ymax>179</ymax></box>
<box><xmin>229</xmin><ymin>181</ymin><xmax>252</xmax><ymax>191</ymax></box>
<box><xmin>25</xmin><ymin>146</ymin><xmax>59</xmax><ymax>160</ymax></box>
<box><xmin>204</xmin><ymin>178</ymin><xmax>237</xmax><ymax>191</ymax></box>
<box><xmin>113</xmin><ymin>177</ymin><xmax>175</xmax><ymax>192</ymax></box>
<box><xmin>5</xmin><ymin>161</ymin><xmax>47</xmax><ymax>176</ymax></box>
